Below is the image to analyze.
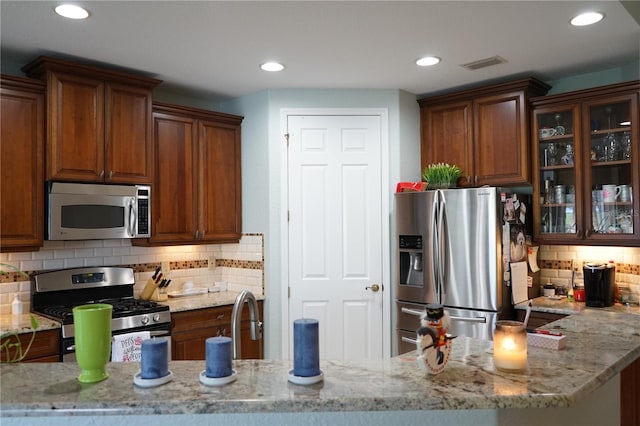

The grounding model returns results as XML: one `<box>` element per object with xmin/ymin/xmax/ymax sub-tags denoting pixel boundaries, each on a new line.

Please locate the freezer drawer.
<box><xmin>397</xmin><ymin>329</ymin><xmax>418</xmax><ymax>355</ymax></box>
<box><xmin>445</xmin><ymin>307</ymin><xmax>496</xmax><ymax>341</ymax></box>
<box><xmin>396</xmin><ymin>300</ymin><xmax>427</xmax><ymax>332</ymax></box>
<box><xmin>397</xmin><ymin>301</ymin><xmax>496</xmax><ymax>341</ymax></box>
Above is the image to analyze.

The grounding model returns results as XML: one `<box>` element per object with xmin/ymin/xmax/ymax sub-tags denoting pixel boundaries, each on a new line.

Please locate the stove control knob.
<box><xmin>153</xmin><ymin>313</ymin><xmax>160</xmax><ymax>322</ymax></box>
<box><xmin>141</xmin><ymin>315</ymin><xmax>150</xmax><ymax>325</ymax></box>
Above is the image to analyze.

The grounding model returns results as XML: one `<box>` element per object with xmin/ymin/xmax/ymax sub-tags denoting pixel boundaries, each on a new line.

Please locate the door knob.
<box><xmin>366</xmin><ymin>284</ymin><xmax>380</xmax><ymax>292</ymax></box>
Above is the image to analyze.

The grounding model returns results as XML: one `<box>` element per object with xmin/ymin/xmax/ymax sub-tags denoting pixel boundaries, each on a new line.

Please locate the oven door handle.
<box><xmin>68</xmin><ymin>330</ymin><xmax>169</xmax><ymax>351</ymax></box>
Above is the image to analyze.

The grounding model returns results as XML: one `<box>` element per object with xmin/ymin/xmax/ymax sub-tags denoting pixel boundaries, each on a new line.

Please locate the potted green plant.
<box><xmin>422</xmin><ymin>163</ymin><xmax>462</xmax><ymax>188</ymax></box>
<box><xmin>1</xmin><ymin>263</ymin><xmax>39</xmax><ymax>363</ymax></box>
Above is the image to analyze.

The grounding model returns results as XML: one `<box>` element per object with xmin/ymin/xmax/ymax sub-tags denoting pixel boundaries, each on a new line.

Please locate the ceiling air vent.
<box><xmin>461</xmin><ymin>55</ymin><xmax>507</xmax><ymax>71</ymax></box>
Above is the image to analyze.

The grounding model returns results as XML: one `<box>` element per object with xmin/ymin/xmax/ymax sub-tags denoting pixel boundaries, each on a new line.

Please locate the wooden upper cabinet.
<box><xmin>22</xmin><ymin>56</ymin><xmax>161</xmax><ymax>184</ymax></box>
<box><xmin>473</xmin><ymin>90</ymin><xmax>530</xmax><ymax>185</ymax></box>
<box><xmin>419</xmin><ymin>78</ymin><xmax>550</xmax><ymax>187</ymax></box>
<box><xmin>0</xmin><ymin>75</ymin><xmax>44</xmax><ymax>252</ymax></box>
<box><xmin>106</xmin><ymin>82</ymin><xmax>156</xmax><ymax>182</ymax></box>
<box><xmin>134</xmin><ymin>102</ymin><xmax>243</xmax><ymax>246</ymax></box>
<box><xmin>199</xmin><ymin>119</ymin><xmax>242</xmax><ymax>242</ymax></box>
<box><xmin>149</xmin><ymin>111</ymin><xmax>198</xmax><ymax>243</ymax></box>
<box><xmin>420</xmin><ymin>100</ymin><xmax>473</xmax><ymax>184</ymax></box>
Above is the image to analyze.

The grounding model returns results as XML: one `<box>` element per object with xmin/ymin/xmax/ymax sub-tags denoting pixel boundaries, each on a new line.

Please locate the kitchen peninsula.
<box><xmin>2</xmin><ymin>308</ymin><xmax>639</xmax><ymax>426</ymax></box>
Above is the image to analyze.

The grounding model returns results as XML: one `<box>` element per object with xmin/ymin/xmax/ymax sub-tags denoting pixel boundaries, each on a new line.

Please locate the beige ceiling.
<box><xmin>1</xmin><ymin>1</ymin><xmax>639</xmax><ymax>100</ymax></box>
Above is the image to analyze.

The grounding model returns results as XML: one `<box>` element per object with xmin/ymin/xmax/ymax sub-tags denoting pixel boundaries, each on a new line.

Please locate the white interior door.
<box><xmin>286</xmin><ymin>114</ymin><xmax>383</xmax><ymax>360</ymax></box>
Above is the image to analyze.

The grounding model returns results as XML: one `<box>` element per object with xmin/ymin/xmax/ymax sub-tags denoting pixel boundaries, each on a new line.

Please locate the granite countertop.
<box><xmin>514</xmin><ymin>296</ymin><xmax>640</xmax><ymax>316</ymax></box>
<box><xmin>2</xmin><ymin>309</ymin><xmax>639</xmax><ymax>418</ymax></box>
<box><xmin>1</xmin><ymin>313</ymin><xmax>61</xmax><ymax>335</ymax></box>
<box><xmin>161</xmin><ymin>290</ymin><xmax>264</xmax><ymax>313</ymax></box>
<box><xmin>0</xmin><ymin>291</ymin><xmax>263</xmax><ymax>334</ymax></box>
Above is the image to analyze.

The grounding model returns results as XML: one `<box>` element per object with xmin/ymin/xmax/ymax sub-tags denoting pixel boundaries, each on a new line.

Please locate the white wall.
<box><xmin>222</xmin><ymin>89</ymin><xmax>420</xmax><ymax>359</ymax></box>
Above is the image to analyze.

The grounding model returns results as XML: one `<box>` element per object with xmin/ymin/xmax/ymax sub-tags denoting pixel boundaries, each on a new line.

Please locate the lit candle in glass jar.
<box><xmin>493</xmin><ymin>321</ymin><xmax>527</xmax><ymax>372</ymax></box>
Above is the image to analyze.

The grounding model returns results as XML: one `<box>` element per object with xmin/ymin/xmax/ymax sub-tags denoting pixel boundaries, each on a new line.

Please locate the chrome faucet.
<box><xmin>231</xmin><ymin>289</ymin><xmax>262</xmax><ymax>359</ymax></box>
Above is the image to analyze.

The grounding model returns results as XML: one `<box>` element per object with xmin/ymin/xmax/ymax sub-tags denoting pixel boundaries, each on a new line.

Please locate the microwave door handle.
<box><xmin>128</xmin><ymin>198</ymin><xmax>136</xmax><ymax>237</ymax></box>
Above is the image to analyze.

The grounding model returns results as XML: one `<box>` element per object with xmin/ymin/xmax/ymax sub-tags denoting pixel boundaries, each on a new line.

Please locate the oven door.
<box><xmin>62</xmin><ymin>324</ymin><xmax>171</xmax><ymax>362</ymax></box>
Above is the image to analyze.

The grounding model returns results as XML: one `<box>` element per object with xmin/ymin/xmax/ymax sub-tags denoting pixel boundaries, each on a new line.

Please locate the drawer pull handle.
<box><xmin>401</xmin><ymin>336</ymin><xmax>418</xmax><ymax>345</ymax></box>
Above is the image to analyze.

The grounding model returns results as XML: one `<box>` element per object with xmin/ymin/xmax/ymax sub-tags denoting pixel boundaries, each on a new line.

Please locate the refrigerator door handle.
<box><xmin>449</xmin><ymin>315</ymin><xmax>487</xmax><ymax>324</ymax></box>
<box><xmin>430</xmin><ymin>192</ymin><xmax>440</xmax><ymax>302</ymax></box>
<box><xmin>401</xmin><ymin>307</ymin><xmax>425</xmax><ymax>317</ymax></box>
<box><xmin>401</xmin><ymin>336</ymin><xmax>418</xmax><ymax>345</ymax></box>
<box><xmin>436</xmin><ymin>191</ymin><xmax>447</xmax><ymax>302</ymax></box>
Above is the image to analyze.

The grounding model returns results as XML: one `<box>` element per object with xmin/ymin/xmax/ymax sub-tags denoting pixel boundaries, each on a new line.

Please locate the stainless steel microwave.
<box><xmin>46</xmin><ymin>182</ymin><xmax>150</xmax><ymax>240</ymax></box>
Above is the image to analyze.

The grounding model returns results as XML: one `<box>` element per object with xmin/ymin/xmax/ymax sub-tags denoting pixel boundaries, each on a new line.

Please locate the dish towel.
<box><xmin>111</xmin><ymin>331</ymin><xmax>150</xmax><ymax>362</ymax></box>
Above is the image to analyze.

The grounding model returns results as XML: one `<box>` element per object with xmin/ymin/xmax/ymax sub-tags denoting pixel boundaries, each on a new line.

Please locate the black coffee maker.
<box><xmin>583</xmin><ymin>263</ymin><xmax>615</xmax><ymax>307</ymax></box>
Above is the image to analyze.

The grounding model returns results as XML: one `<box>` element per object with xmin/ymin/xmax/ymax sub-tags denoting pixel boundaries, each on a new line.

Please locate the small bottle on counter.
<box><xmin>11</xmin><ymin>294</ymin><xmax>23</xmax><ymax>315</ymax></box>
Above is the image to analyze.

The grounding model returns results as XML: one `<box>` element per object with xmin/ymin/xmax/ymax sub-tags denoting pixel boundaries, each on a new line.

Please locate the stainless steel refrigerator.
<box><xmin>395</xmin><ymin>187</ymin><xmax>511</xmax><ymax>354</ymax></box>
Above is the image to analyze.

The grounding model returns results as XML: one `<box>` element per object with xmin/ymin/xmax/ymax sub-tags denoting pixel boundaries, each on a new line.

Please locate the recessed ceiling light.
<box><xmin>416</xmin><ymin>56</ymin><xmax>441</xmax><ymax>67</ymax></box>
<box><xmin>54</xmin><ymin>4</ymin><xmax>89</xmax><ymax>19</ymax></box>
<box><xmin>570</xmin><ymin>12</ymin><xmax>604</xmax><ymax>26</ymax></box>
<box><xmin>260</xmin><ymin>62</ymin><xmax>284</xmax><ymax>72</ymax></box>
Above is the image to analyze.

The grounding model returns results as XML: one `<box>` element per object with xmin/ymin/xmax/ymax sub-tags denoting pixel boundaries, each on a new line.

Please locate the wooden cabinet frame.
<box><xmin>134</xmin><ymin>102</ymin><xmax>243</xmax><ymax>246</ymax></box>
<box><xmin>22</xmin><ymin>56</ymin><xmax>161</xmax><ymax>184</ymax></box>
<box><xmin>531</xmin><ymin>81</ymin><xmax>640</xmax><ymax>245</ymax></box>
<box><xmin>419</xmin><ymin>77</ymin><xmax>550</xmax><ymax>187</ymax></box>
<box><xmin>0</xmin><ymin>75</ymin><xmax>44</xmax><ymax>252</ymax></box>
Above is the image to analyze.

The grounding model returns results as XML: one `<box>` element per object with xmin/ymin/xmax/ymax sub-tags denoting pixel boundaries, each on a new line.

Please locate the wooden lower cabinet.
<box><xmin>171</xmin><ymin>302</ymin><xmax>263</xmax><ymax>360</ymax></box>
<box><xmin>1</xmin><ymin>328</ymin><xmax>60</xmax><ymax>363</ymax></box>
<box><xmin>515</xmin><ymin>309</ymin><xmax>638</xmax><ymax>424</ymax></box>
<box><xmin>514</xmin><ymin>310</ymin><xmax>567</xmax><ymax>329</ymax></box>
<box><xmin>621</xmin><ymin>356</ymin><xmax>640</xmax><ymax>426</ymax></box>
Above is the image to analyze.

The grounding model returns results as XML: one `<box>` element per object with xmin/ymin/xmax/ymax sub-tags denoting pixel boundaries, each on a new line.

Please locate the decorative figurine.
<box><xmin>416</xmin><ymin>303</ymin><xmax>455</xmax><ymax>375</ymax></box>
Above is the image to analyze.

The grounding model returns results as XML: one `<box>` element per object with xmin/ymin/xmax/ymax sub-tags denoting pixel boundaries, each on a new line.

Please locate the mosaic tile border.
<box><xmin>539</xmin><ymin>260</ymin><xmax>640</xmax><ymax>275</ymax></box>
<box><xmin>0</xmin><ymin>258</ymin><xmax>265</xmax><ymax>283</ymax></box>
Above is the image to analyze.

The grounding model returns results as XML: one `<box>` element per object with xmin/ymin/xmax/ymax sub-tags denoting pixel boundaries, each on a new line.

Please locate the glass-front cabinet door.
<box><xmin>532</xmin><ymin>82</ymin><xmax>639</xmax><ymax>246</ymax></box>
<box><xmin>534</xmin><ymin>105</ymin><xmax>582</xmax><ymax>241</ymax></box>
<box><xmin>583</xmin><ymin>95</ymin><xmax>637</xmax><ymax>242</ymax></box>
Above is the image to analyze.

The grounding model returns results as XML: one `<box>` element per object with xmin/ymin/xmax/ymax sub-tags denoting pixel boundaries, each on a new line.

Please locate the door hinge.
<box><xmin>287</xmin><ymin>210</ymin><xmax>290</xmax><ymax>222</ymax></box>
<box><xmin>284</xmin><ymin>133</ymin><xmax>290</xmax><ymax>147</ymax></box>
<box><xmin>288</xmin><ymin>287</ymin><xmax>291</xmax><ymax>298</ymax></box>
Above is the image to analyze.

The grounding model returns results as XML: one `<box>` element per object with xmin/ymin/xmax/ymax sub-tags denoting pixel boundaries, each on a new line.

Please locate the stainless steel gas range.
<box><xmin>30</xmin><ymin>266</ymin><xmax>171</xmax><ymax>362</ymax></box>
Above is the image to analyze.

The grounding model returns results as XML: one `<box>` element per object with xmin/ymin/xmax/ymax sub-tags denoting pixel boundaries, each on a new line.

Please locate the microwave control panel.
<box><xmin>137</xmin><ymin>186</ymin><xmax>150</xmax><ymax>236</ymax></box>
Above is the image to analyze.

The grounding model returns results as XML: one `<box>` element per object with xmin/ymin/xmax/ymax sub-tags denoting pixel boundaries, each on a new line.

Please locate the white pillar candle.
<box><xmin>493</xmin><ymin>320</ymin><xmax>527</xmax><ymax>372</ymax></box>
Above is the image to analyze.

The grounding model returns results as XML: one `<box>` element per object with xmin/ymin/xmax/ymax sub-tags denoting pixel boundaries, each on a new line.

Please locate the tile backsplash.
<box><xmin>0</xmin><ymin>234</ymin><xmax>264</xmax><ymax>315</ymax></box>
<box><xmin>538</xmin><ymin>245</ymin><xmax>640</xmax><ymax>303</ymax></box>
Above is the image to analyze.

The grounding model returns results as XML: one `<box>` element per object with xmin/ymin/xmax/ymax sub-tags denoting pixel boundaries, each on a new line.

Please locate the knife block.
<box><xmin>150</xmin><ymin>287</ymin><xmax>168</xmax><ymax>302</ymax></box>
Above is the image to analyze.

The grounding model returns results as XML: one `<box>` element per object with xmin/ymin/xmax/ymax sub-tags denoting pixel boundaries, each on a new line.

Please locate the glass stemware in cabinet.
<box><xmin>588</xmin><ymin>101</ymin><xmax>634</xmax><ymax>236</ymax></box>
<box><xmin>537</xmin><ymin>110</ymin><xmax>576</xmax><ymax>236</ymax></box>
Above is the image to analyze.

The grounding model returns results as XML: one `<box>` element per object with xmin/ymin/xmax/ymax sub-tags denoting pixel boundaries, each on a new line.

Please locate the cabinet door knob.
<box><xmin>109</xmin><ymin>170</ymin><xmax>113</xmax><ymax>180</ymax></box>
<box><xmin>585</xmin><ymin>229</ymin><xmax>592</xmax><ymax>237</ymax></box>
<box><xmin>99</xmin><ymin>170</ymin><xmax>104</xmax><ymax>179</ymax></box>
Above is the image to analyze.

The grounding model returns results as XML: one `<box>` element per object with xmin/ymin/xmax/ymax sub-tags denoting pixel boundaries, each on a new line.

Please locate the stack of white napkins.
<box><xmin>111</xmin><ymin>331</ymin><xmax>150</xmax><ymax>362</ymax></box>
